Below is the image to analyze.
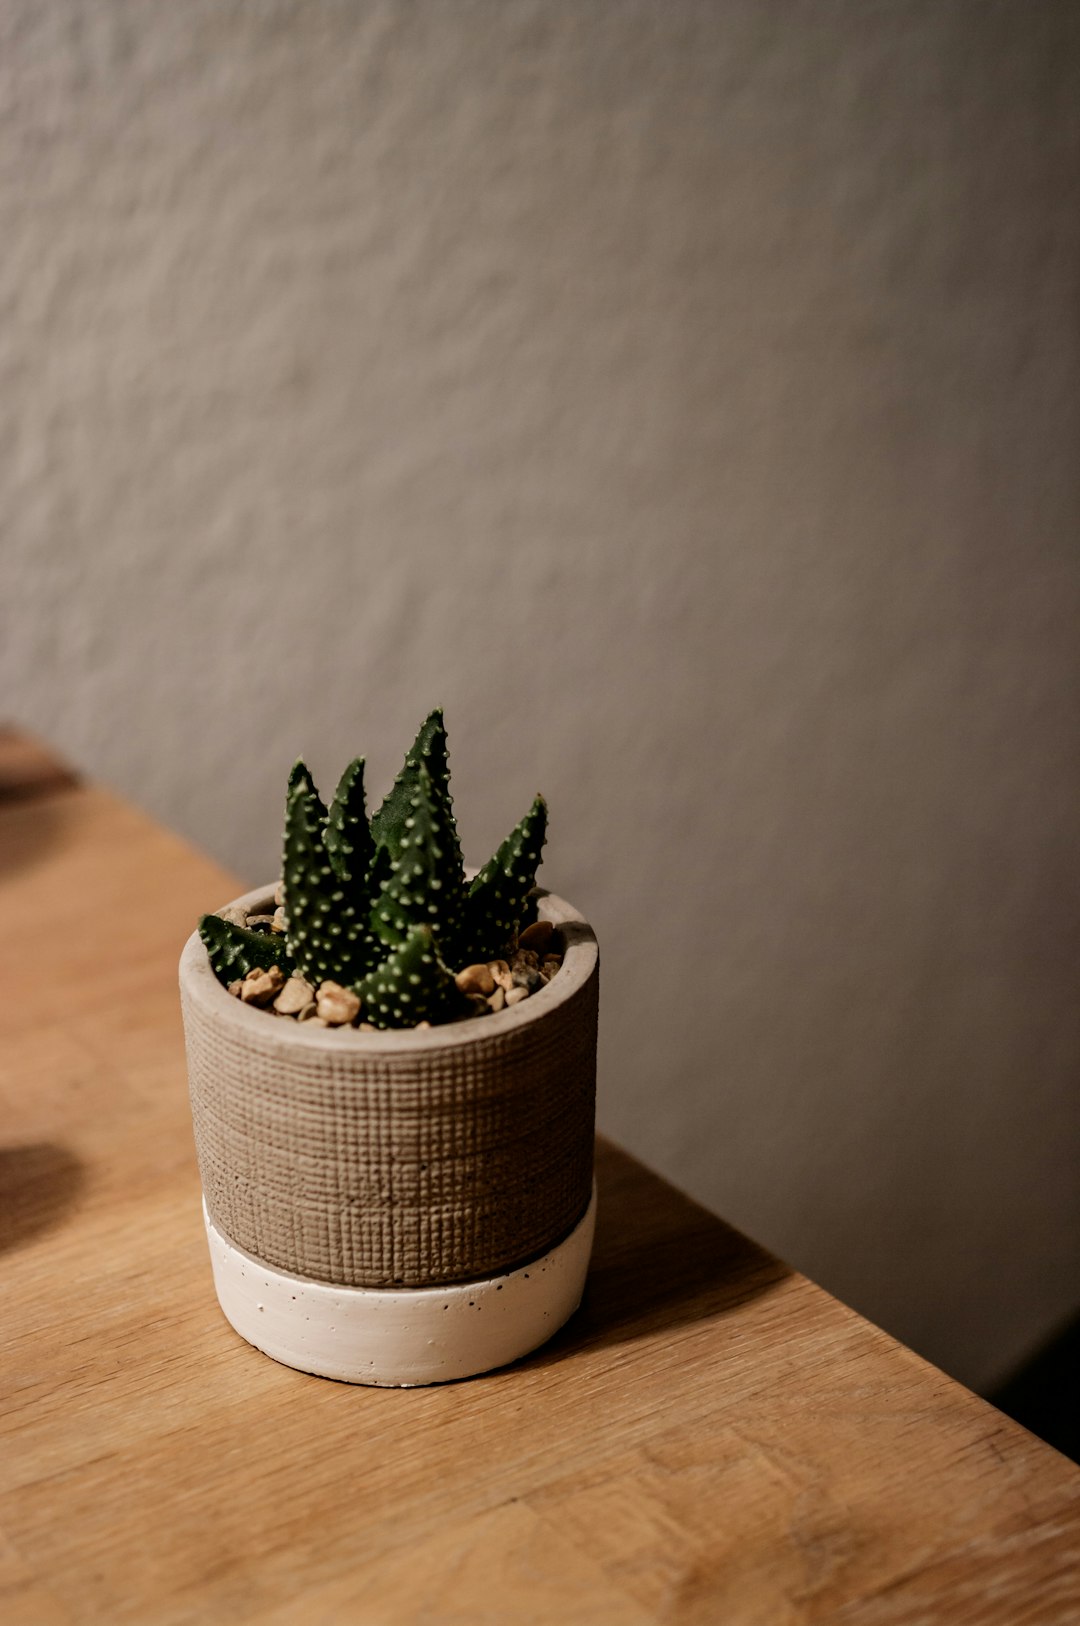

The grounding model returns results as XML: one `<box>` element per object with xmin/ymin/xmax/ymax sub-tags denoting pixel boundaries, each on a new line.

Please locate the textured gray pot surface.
<box><xmin>180</xmin><ymin>887</ymin><xmax>599</xmax><ymax>1290</ymax></box>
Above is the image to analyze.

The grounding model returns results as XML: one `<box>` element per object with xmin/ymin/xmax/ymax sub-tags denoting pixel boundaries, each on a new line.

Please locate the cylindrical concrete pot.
<box><xmin>179</xmin><ymin>885</ymin><xmax>598</xmax><ymax>1386</ymax></box>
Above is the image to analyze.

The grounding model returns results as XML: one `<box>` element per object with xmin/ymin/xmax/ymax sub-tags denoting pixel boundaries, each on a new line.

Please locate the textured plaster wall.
<box><xmin>4</xmin><ymin>1</ymin><xmax>1079</xmax><ymax>1390</ymax></box>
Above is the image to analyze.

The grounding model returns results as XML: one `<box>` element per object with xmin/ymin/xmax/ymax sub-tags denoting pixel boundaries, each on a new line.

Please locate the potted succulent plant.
<box><xmin>179</xmin><ymin>710</ymin><xmax>598</xmax><ymax>1386</ymax></box>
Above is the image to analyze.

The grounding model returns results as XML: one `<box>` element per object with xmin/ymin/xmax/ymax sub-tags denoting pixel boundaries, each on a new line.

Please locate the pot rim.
<box><xmin>179</xmin><ymin>883</ymin><xmax>598</xmax><ymax>1053</ymax></box>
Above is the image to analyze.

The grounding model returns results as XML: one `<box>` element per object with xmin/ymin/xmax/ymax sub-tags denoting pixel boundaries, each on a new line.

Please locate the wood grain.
<box><xmin>2</xmin><ymin>739</ymin><xmax>1079</xmax><ymax>1624</ymax></box>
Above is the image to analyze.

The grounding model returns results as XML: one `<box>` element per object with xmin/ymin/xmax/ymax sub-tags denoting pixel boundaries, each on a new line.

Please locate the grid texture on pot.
<box><xmin>181</xmin><ymin>919</ymin><xmax>598</xmax><ymax>1289</ymax></box>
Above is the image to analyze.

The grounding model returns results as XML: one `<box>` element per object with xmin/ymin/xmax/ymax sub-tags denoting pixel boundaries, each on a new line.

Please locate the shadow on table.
<box><xmin>0</xmin><ymin>726</ymin><xmax>80</xmax><ymax>880</ymax></box>
<box><xmin>0</xmin><ymin>793</ymin><xmax>71</xmax><ymax>880</ymax></box>
<box><xmin>516</xmin><ymin>1140</ymin><xmax>790</xmax><ymax>1372</ymax></box>
<box><xmin>0</xmin><ymin>1142</ymin><xmax>86</xmax><ymax>1255</ymax></box>
<box><xmin>991</xmin><ymin>1311</ymin><xmax>1080</xmax><ymax>1466</ymax></box>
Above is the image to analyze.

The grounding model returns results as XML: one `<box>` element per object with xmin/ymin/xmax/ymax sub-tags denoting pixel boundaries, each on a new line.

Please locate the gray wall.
<box><xmin>4</xmin><ymin>0</ymin><xmax>1079</xmax><ymax>1391</ymax></box>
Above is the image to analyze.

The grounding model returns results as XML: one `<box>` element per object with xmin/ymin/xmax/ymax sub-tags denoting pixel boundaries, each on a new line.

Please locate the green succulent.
<box><xmin>198</xmin><ymin>709</ymin><xmax>548</xmax><ymax>1028</ymax></box>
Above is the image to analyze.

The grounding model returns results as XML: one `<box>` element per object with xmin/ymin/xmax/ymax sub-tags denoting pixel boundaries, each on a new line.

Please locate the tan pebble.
<box><xmin>306</xmin><ymin>1015</ymin><xmax>329</xmax><ymax>1027</ymax></box>
<box><xmin>294</xmin><ymin>1001</ymin><xmax>319</xmax><ymax>1022</ymax></box>
<box><xmin>455</xmin><ymin>963</ymin><xmax>496</xmax><ymax>996</ymax></box>
<box><xmin>246</xmin><ymin>914</ymin><xmax>276</xmax><ymax>929</ymax></box>
<box><xmin>488</xmin><ymin>959</ymin><xmax>514</xmax><ymax>992</ymax></box>
<box><xmin>226</xmin><ymin>980</ymin><xmax>244</xmax><ymax>998</ymax></box>
<box><xmin>240</xmin><ymin>965</ymin><xmax>285</xmax><ymax>1006</ymax></box>
<box><xmin>274</xmin><ymin>880</ymin><xmax>285</xmax><ymax>907</ymax></box>
<box><xmin>511</xmin><ymin>948</ymin><xmax>540</xmax><ymax>973</ymax></box>
<box><xmin>518</xmin><ymin>920</ymin><xmax>555</xmax><ymax>954</ymax></box>
<box><xmin>273</xmin><ymin>976</ymin><xmax>315</xmax><ymax>1015</ymax></box>
<box><xmin>505</xmin><ymin>986</ymin><xmax>529</xmax><ymax>1007</ymax></box>
<box><xmin>271</xmin><ymin>906</ymin><xmax>288</xmax><ymax>933</ymax></box>
<box><xmin>415</xmin><ymin>1020</ymin><xmax>432</xmax><ymax>1030</ymax></box>
<box><xmin>357</xmin><ymin>1021</ymin><xmax>378</xmax><ymax>1033</ymax></box>
<box><xmin>217</xmin><ymin>905</ymin><xmax>249</xmax><ymax>928</ymax></box>
<box><xmin>487</xmin><ymin>987</ymin><xmax>506</xmax><ymax>1013</ymax></box>
<box><xmin>316</xmin><ymin>980</ymin><xmax>361</xmax><ymax>1026</ymax></box>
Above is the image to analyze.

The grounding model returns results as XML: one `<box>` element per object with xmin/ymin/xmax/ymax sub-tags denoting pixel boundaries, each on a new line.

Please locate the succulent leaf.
<box><xmin>369</xmin><ymin>708</ymin><xmax>464</xmax><ymax>890</ymax></box>
<box><xmin>356</xmin><ymin>924</ymin><xmax>467</xmax><ymax>1029</ymax></box>
<box><xmin>369</xmin><ymin>761</ymin><xmax>465</xmax><ymax>961</ymax></box>
<box><xmin>197</xmin><ymin>713</ymin><xmax>554</xmax><ymax>1026</ymax></box>
<box><xmin>325</xmin><ymin>756</ymin><xmax>376</xmax><ymax>891</ymax></box>
<box><xmin>283</xmin><ymin>761</ymin><xmax>379</xmax><ymax>987</ymax></box>
<box><xmin>199</xmin><ymin>914</ymin><xmax>293</xmax><ymax>984</ymax></box>
<box><xmin>462</xmin><ymin>794</ymin><xmax>548</xmax><ymax>962</ymax></box>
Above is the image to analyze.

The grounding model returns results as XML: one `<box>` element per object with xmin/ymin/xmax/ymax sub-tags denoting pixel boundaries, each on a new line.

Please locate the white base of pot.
<box><xmin>203</xmin><ymin>1185</ymin><xmax>597</xmax><ymax>1387</ymax></box>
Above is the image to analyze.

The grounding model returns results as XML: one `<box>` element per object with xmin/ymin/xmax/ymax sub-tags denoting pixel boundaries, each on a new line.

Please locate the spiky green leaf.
<box><xmin>198</xmin><ymin>914</ymin><xmax>294</xmax><ymax>986</ymax></box>
<box><xmin>368</xmin><ymin>761</ymin><xmax>466</xmax><ymax>961</ymax></box>
<box><xmin>356</xmin><ymin>924</ymin><xmax>467</xmax><ymax>1029</ymax></box>
<box><xmin>369</xmin><ymin>709</ymin><xmax>464</xmax><ymax>891</ymax></box>
<box><xmin>283</xmin><ymin>761</ymin><xmax>380</xmax><ymax>987</ymax></box>
<box><xmin>462</xmin><ymin>794</ymin><xmax>548</xmax><ymax>962</ymax></box>
<box><xmin>325</xmin><ymin>756</ymin><xmax>377</xmax><ymax>891</ymax></box>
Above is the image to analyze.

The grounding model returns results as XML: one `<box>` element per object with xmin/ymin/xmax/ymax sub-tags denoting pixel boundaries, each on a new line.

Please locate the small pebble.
<box><xmin>415</xmin><ymin>1020</ymin><xmax>432</xmax><ymax>1030</ymax></box>
<box><xmin>357</xmin><ymin>1021</ymin><xmax>378</xmax><ymax>1033</ymax></box>
<box><xmin>487</xmin><ymin>987</ymin><xmax>506</xmax><ymax>1013</ymax></box>
<box><xmin>226</xmin><ymin>980</ymin><xmax>244</xmax><ymax>998</ymax></box>
<box><xmin>217</xmin><ymin>905</ymin><xmax>249</xmax><ymax>928</ymax></box>
<box><xmin>273</xmin><ymin>976</ymin><xmax>315</xmax><ymax>1016</ymax></box>
<box><xmin>505</xmin><ymin>986</ymin><xmax>529</xmax><ymax>1007</ymax></box>
<box><xmin>294</xmin><ymin>1002</ymin><xmax>319</xmax><ymax>1022</ymax></box>
<box><xmin>518</xmin><ymin>920</ymin><xmax>555</xmax><ymax>954</ymax></box>
<box><xmin>455</xmin><ymin>963</ymin><xmax>496</xmax><ymax>997</ymax></box>
<box><xmin>488</xmin><ymin>959</ymin><xmax>514</xmax><ymax>992</ymax></box>
<box><xmin>240</xmin><ymin>966</ymin><xmax>285</xmax><ymax>1006</ymax></box>
<box><xmin>316</xmin><ymin>981</ymin><xmax>361</xmax><ymax>1026</ymax></box>
<box><xmin>512</xmin><ymin>965</ymin><xmax>543</xmax><ymax>993</ymax></box>
<box><xmin>274</xmin><ymin>880</ymin><xmax>285</xmax><ymax>907</ymax></box>
<box><xmin>247</xmin><ymin>914</ymin><xmax>276</xmax><ymax>931</ymax></box>
<box><xmin>512</xmin><ymin>948</ymin><xmax>540</xmax><ymax>973</ymax></box>
<box><xmin>271</xmin><ymin>906</ymin><xmax>288</xmax><ymax>934</ymax></box>
<box><xmin>542</xmin><ymin>954</ymin><xmax>562</xmax><ymax>976</ymax></box>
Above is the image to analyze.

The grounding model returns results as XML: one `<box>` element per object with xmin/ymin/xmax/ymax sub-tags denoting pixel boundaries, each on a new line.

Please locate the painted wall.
<box><xmin>4</xmin><ymin>0</ymin><xmax>1079</xmax><ymax>1390</ymax></box>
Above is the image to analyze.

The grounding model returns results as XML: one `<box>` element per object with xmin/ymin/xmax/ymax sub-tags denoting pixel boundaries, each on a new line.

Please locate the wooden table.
<box><xmin>3</xmin><ymin>733</ymin><xmax>1079</xmax><ymax>1625</ymax></box>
